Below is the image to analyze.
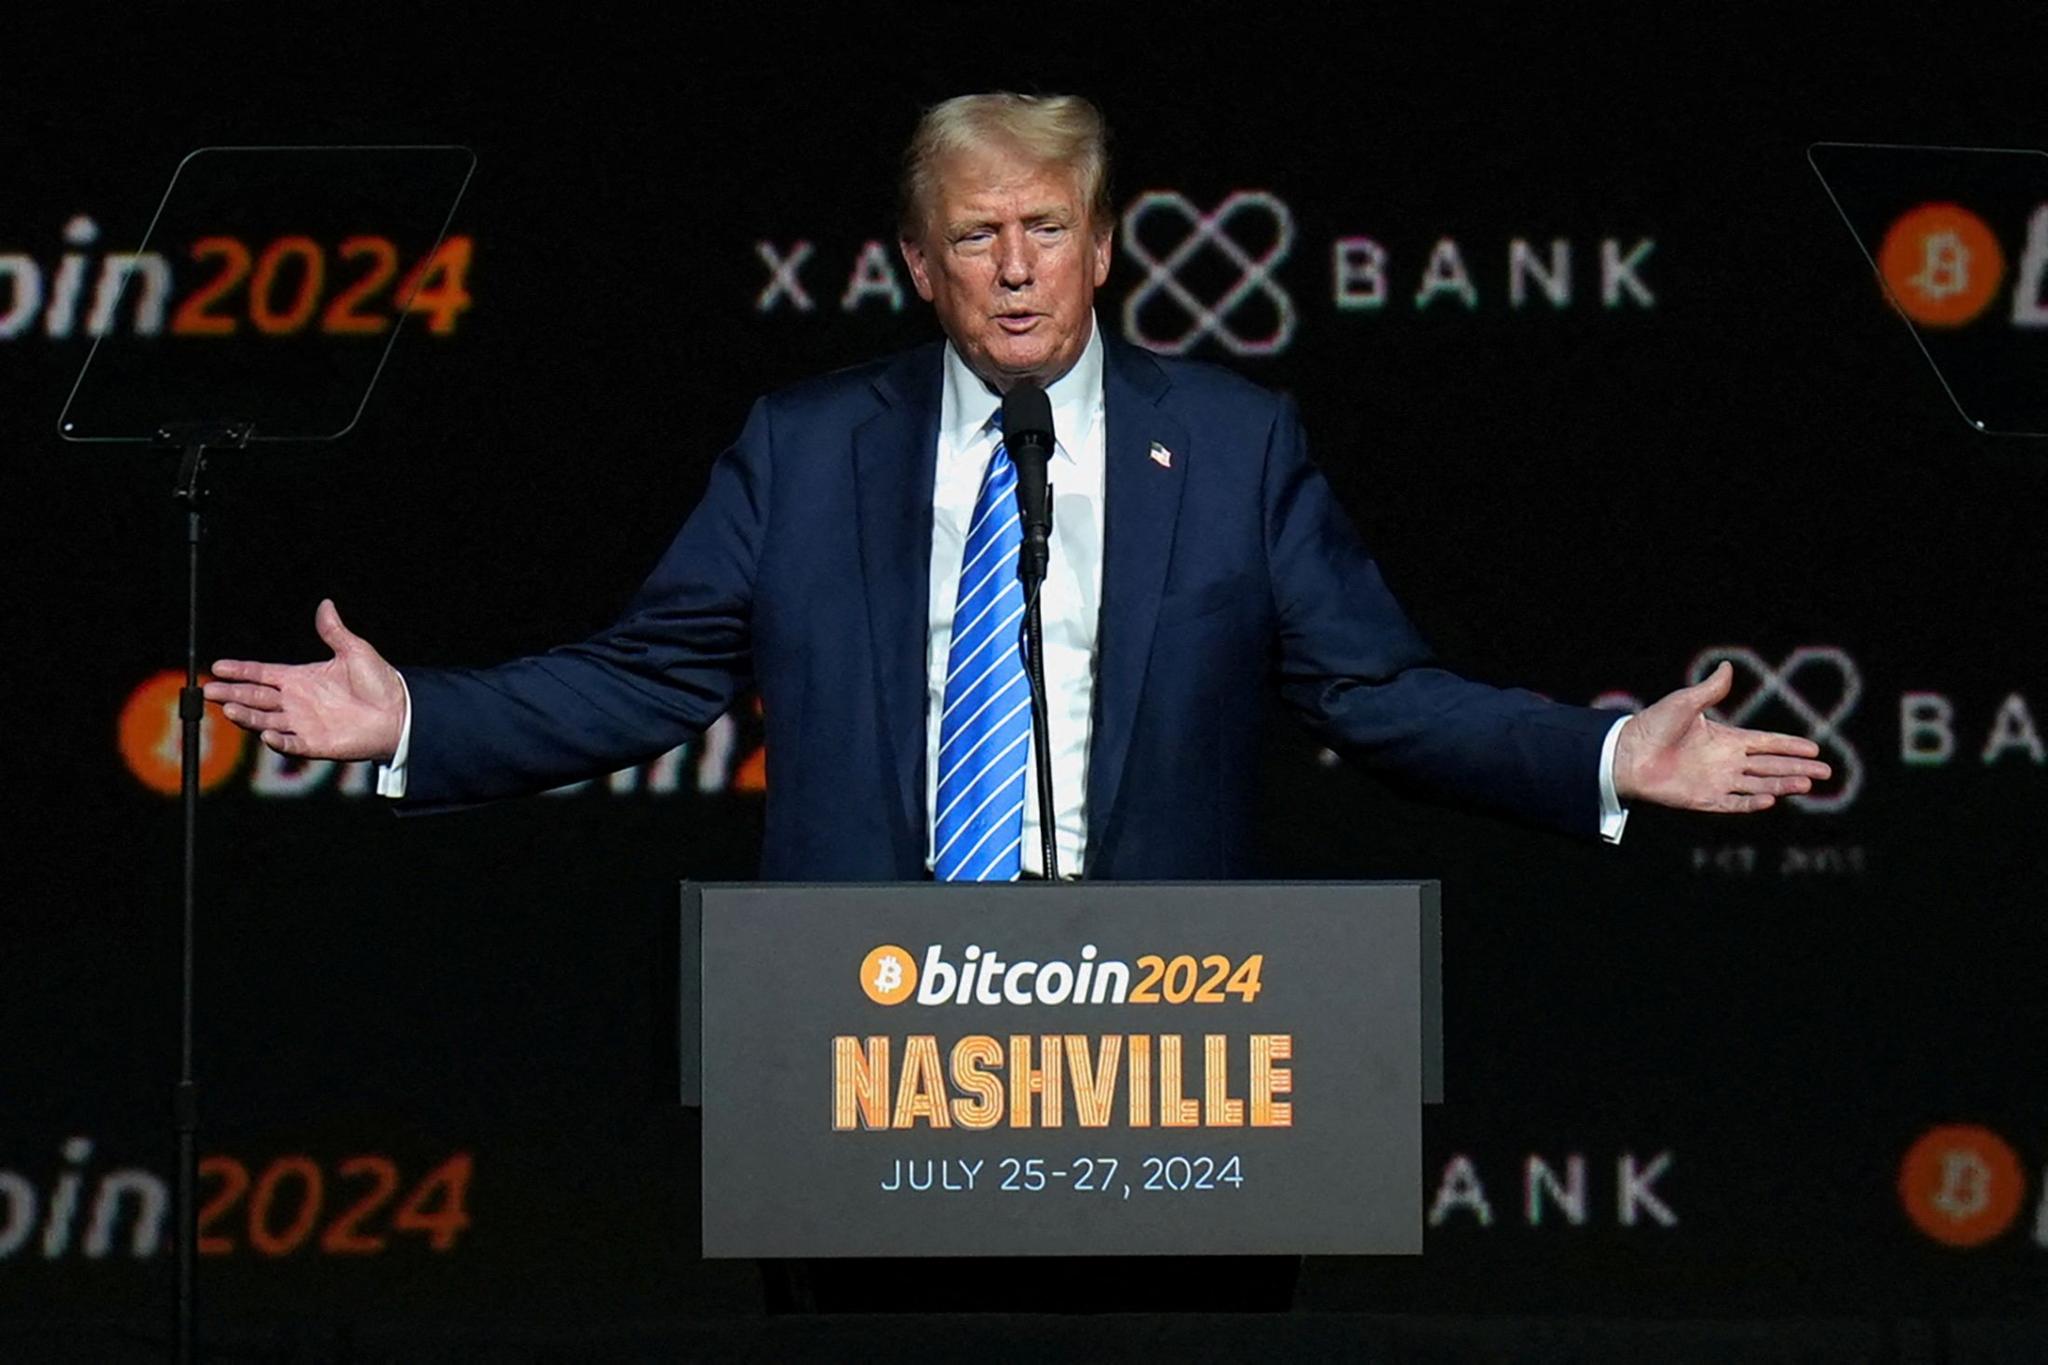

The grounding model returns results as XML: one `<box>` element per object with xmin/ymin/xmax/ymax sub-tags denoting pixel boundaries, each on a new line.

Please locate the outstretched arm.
<box><xmin>205</xmin><ymin>599</ymin><xmax>406</xmax><ymax>761</ymax></box>
<box><xmin>204</xmin><ymin>397</ymin><xmax>775</xmax><ymax>804</ymax></box>
<box><xmin>1263</xmin><ymin>396</ymin><xmax>1618</xmax><ymax>835</ymax></box>
<box><xmin>1263</xmin><ymin>397</ymin><xmax>1826</xmax><ymax>833</ymax></box>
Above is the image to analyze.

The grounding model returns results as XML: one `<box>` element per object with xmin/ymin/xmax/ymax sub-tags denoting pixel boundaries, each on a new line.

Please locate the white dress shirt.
<box><xmin>925</xmin><ymin>321</ymin><xmax>1107</xmax><ymax>875</ymax></box>
<box><xmin>385</xmin><ymin>311</ymin><xmax>1631</xmax><ymax>849</ymax></box>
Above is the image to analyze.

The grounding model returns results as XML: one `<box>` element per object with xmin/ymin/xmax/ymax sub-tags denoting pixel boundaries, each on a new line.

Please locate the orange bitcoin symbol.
<box><xmin>118</xmin><ymin>670</ymin><xmax>247</xmax><ymax>795</ymax></box>
<box><xmin>858</xmin><ymin>945</ymin><xmax>917</xmax><ymax>1006</ymax></box>
<box><xmin>1898</xmin><ymin>1124</ymin><xmax>2025</xmax><ymax>1247</ymax></box>
<box><xmin>1878</xmin><ymin>203</ymin><xmax>2006</xmax><ymax>327</ymax></box>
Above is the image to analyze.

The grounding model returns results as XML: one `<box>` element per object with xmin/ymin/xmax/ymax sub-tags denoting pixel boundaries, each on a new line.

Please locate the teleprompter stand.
<box><xmin>679</xmin><ymin>880</ymin><xmax>1442</xmax><ymax>1312</ymax></box>
<box><xmin>165</xmin><ymin>420</ymin><xmax>248</xmax><ymax>1365</ymax></box>
<box><xmin>58</xmin><ymin>145</ymin><xmax>474</xmax><ymax>1364</ymax></box>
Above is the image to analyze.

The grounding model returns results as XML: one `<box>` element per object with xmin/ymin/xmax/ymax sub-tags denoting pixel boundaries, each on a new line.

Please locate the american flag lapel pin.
<box><xmin>1148</xmin><ymin>441</ymin><xmax>1173</xmax><ymax>469</ymax></box>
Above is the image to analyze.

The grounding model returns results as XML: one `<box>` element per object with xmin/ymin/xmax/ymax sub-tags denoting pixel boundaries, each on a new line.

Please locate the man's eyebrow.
<box><xmin>944</xmin><ymin>204</ymin><xmax>1077</xmax><ymax>236</ymax></box>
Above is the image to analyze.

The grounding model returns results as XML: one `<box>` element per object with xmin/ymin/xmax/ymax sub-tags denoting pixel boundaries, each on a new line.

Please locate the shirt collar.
<box><xmin>940</xmin><ymin>313</ymin><xmax>1103</xmax><ymax>465</ymax></box>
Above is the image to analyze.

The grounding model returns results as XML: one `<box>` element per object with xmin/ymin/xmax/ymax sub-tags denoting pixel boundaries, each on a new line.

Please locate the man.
<box><xmin>206</xmin><ymin>92</ymin><xmax>1829</xmax><ymax>878</ymax></box>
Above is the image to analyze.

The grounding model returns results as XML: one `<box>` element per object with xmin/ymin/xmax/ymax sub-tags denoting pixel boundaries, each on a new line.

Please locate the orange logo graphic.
<box><xmin>118</xmin><ymin>671</ymin><xmax>247</xmax><ymax>795</ymax></box>
<box><xmin>1899</xmin><ymin>1124</ymin><xmax>2025</xmax><ymax>1247</ymax></box>
<box><xmin>858</xmin><ymin>945</ymin><xmax>918</xmax><ymax>1006</ymax></box>
<box><xmin>1878</xmin><ymin>203</ymin><xmax>2006</xmax><ymax>327</ymax></box>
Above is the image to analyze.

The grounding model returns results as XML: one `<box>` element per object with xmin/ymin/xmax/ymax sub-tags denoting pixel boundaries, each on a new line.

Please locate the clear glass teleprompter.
<box><xmin>1809</xmin><ymin>143</ymin><xmax>2048</xmax><ymax>438</ymax></box>
<box><xmin>58</xmin><ymin>144</ymin><xmax>475</xmax><ymax>443</ymax></box>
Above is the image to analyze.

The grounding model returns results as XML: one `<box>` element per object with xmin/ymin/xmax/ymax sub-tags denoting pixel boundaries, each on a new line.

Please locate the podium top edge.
<box><xmin>683</xmin><ymin>879</ymin><xmax>1443</xmax><ymax>890</ymax></box>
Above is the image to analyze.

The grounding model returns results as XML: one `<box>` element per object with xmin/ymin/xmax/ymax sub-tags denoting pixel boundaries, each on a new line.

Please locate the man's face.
<box><xmin>900</xmin><ymin>143</ymin><xmax>1113</xmax><ymax>392</ymax></box>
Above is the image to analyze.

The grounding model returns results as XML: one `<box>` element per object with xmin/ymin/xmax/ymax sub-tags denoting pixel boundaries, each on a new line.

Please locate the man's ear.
<box><xmin>1090</xmin><ymin>226</ymin><xmax>1113</xmax><ymax>287</ymax></box>
<box><xmin>900</xmin><ymin>233</ymin><xmax>937</xmax><ymax>303</ymax></box>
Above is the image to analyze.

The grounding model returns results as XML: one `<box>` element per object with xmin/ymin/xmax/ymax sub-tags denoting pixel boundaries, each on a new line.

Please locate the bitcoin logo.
<box><xmin>1899</xmin><ymin>1124</ymin><xmax>2025</xmax><ymax>1247</ymax></box>
<box><xmin>118</xmin><ymin>670</ymin><xmax>247</xmax><ymax>795</ymax></box>
<box><xmin>1878</xmin><ymin>203</ymin><xmax>2005</xmax><ymax>327</ymax></box>
<box><xmin>858</xmin><ymin>945</ymin><xmax>917</xmax><ymax>1006</ymax></box>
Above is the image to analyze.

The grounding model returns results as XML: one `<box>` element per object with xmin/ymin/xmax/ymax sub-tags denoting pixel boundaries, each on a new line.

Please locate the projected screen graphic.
<box><xmin>2</xmin><ymin>9</ymin><xmax>2042</xmax><ymax>1343</ymax></box>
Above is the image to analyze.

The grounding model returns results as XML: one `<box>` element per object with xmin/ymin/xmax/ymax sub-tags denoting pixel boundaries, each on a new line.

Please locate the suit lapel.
<box><xmin>1087</xmin><ymin>339</ymin><xmax>1190</xmax><ymax>862</ymax></box>
<box><xmin>852</xmin><ymin>343</ymin><xmax>944</xmax><ymax>860</ymax></box>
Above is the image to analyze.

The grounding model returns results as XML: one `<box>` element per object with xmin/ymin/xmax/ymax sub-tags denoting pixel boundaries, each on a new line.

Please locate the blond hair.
<box><xmin>898</xmin><ymin>92</ymin><xmax>1112</xmax><ymax>241</ymax></box>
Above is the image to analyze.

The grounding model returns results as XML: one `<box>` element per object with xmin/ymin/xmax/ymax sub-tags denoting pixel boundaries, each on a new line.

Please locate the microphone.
<box><xmin>1001</xmin><ymin>381</ymin><xmax>1055</xmax><ymax>589</ymax></box>
<box><xmin>1000</xmin><ymin>380</ymin><xmax>1060</xmax><ymax>879</ymax></box>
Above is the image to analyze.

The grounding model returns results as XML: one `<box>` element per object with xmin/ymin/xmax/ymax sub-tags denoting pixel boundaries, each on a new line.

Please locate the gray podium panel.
<box><xmin>685</xmin><ymin>881</ymin><xmax>1439</xmax><ymax>1258</ymax></box>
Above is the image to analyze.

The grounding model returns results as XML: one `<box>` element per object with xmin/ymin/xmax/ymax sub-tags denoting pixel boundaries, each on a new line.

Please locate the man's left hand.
<box><xmin>1613</xmin><ymin>661</ymin><xmax>1832</xmax><ymax>812</ymax></box>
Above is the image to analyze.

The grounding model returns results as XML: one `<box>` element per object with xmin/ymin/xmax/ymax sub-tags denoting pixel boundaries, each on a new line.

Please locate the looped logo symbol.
<box><xmin>1689</xmin><ymin>646</ymin><xmax>1863</xmax><ymax>812</ymax></box>
<box><xmin>1121</xmin><ymin>191</ymin><xmax>1297</xmax><ymax>356</ymax></box>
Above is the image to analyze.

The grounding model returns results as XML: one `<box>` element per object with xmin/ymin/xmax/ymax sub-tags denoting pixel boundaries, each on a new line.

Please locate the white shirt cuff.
<box><xmin>1597</xmin><ymin>713</ymin><xmax>1631</xmax><ymax>844</ymax></box>
<box><xmin>374</xmin><ymin>673</ymin><xmax>413</xmax><ymax>799</ymax></box>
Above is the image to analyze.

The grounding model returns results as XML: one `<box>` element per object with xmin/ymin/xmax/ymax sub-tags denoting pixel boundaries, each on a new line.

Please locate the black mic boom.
<box><xmin>1000</xmin><ymin>379</ymin><xmax>1060</xmax><ymax>879</ymax></box>
<box><xmin>1002</xmin><ymin>381</ymin><xmax>1055</xmax><ymax>587</ymax></box>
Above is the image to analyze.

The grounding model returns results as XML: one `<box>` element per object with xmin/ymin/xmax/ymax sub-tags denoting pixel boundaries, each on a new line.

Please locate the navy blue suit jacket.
<box><xmin>401</xmin><ymin>335</ymin><xmax>1614</xmax><ymax>879</ymax></box>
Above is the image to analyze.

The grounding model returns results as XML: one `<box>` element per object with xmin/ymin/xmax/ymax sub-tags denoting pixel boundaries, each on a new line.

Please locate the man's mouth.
<box><xmin>994</xmin><ymin>311</ymin><xmax>1042</xmax><ymax>333</ymax></box>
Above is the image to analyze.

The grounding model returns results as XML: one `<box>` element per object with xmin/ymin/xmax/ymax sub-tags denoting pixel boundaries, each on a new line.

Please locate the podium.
<box><xmin>680</xmin><ymin>881</ymin><xmax>1441</xmax><ymax>1261</ymax></box>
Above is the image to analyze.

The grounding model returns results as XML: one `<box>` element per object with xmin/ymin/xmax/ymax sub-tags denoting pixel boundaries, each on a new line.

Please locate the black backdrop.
<box><xmin>4</xmin><ymin>4</ymin><xmax>2044</xmax><ymax>1357</ymax></box>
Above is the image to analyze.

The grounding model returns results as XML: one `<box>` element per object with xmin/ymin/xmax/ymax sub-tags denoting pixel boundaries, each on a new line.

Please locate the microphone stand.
<box><xmin>1017</xmin><ymin>491</ymin><xmax>1059</xmax><ymax>881</ymax></box>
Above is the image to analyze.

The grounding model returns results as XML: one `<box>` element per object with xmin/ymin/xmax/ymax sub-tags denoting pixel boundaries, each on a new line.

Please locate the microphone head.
<box><xmin>1001</xmin><ymin>381</ymin><xmax>1055</xmax><ymax>455</ymax></box>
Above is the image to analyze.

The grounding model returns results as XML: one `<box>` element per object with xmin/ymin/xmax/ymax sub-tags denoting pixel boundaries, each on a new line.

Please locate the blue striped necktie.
<box><xmin>933</xmin><ymin>414</ymin><xmax>1031</xmax><ymax>882</ymax></box>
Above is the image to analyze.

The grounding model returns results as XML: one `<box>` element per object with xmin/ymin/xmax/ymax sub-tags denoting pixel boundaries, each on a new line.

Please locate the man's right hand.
<box><xmin>205</xmin><ymin>599</ymin><xmax>406</xmax><ymax>762</ymax></box>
